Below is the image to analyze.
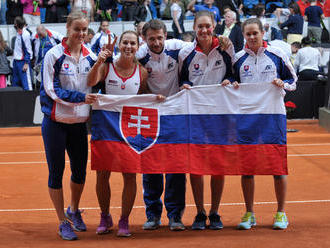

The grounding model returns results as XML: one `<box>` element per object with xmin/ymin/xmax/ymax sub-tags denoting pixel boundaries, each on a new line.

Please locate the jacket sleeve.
<box><xmin>22</xmin><ymin>32</ymin><xmax>33</xmax><ymax>63</ymax></box>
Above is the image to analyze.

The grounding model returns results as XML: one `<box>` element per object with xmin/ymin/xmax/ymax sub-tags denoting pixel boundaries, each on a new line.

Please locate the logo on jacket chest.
<box><xmin>192</xmin><ymin>63</ymin><xmax>203</xmax><ymax>76</ymax></box>
<box><xmin>241</xmin><ymin>64</ymin><xmax>252</xmax><ymax>77</ymax></box>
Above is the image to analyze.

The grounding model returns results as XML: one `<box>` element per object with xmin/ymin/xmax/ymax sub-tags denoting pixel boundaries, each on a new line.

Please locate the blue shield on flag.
<box><xmin>120</xmin><ymin>106</ymin><xmax>159</xmax><ymax>154</ymax></box>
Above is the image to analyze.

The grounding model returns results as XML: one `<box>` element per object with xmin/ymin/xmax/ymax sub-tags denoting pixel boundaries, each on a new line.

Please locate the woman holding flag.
<box><xmin>178</xmin><ymin>10</ymin><xmax>235</xmax><ymax>231</ymax></box>
<box><xmin>233</xmin><ymin>18</ymin><xmax>297</xmax><ymax>230</ymax></box>
<box><xmin>40</xmin><ymin>11</ymin><xmax>98</xmax><ymax>241</ymax></box>
<box><xmin>88</xmin><ymin>31</ymin><xmax>164</xmax><ymax>237</ymax></box>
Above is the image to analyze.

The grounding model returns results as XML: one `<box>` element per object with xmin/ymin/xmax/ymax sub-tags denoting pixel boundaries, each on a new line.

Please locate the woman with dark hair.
<box><xmin>279</xmin><ymin>2</ymin><xmax>304</xmax><ymax>44</ymax></box>
<box><xmin>294</xmin><ymin>36</ymin><xmax>322</xmax><ymax>80</ymax></box>
<box><xmin>88</xmin><ymin>30</ymin><xmax>164</xmax><ymax>237</ymax></box>
<box><xmin>234</xmin><ymin>18</ymin><xmax>297</xmax><ymax>231</ymax></box>
<box><xmin>91</xmin><ymin>20</ymin><xmax>117</xmax><ymax>55</ymax></box>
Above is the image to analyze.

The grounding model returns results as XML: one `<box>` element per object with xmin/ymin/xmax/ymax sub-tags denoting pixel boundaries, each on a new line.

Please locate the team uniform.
<box><xmin>136</xmin><ymin>39</ymin><xmax>188</xmax><ymax>223</ymax></box>
<box><xmin>33</xmin><ymin>29</ymin><xmax>64</xmax><ymax>65</ymax></box>
<box><xmin>40</xmin><ymin>38</ymin><xmax>97</xmax><ymax>189</ymax></box>
<box><xmin>179</xmin><ymin>37</ymin><xmax>234</xmax><ymax>87</ymax></box>
<box><xmin>102</xmin><ymin>60</ymin><xmax>142</xmax><ymax>95</ymax></box>
<box><xmin>91</xmin><ymin>30</ymin><xmax>117</xmax><ymax>56</ymax></box>
<box><xmin>12</xmin><ymin>27</ymin><xmax>33</xmax><ymax>91</ymax></box>
<box><xmin>233</xmin><ymin>41</ymin><xmax>297</xmax><ymax>91</ymax></box>
<box><xmin>33</xmin><ymin>29</ymin><xmax>63</xmax><ymax>83</ymax></box>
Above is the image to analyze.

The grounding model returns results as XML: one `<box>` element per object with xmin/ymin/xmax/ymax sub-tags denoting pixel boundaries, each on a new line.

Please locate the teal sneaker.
<box><xmin>237</xmin><ymin>212</ymin><xmax>256</xmax><ymax>230</ymax></box>
<box><xmin>273</xmin><ymin>212</ymin><xmax>289</xmax><ymax>230</ymax></box>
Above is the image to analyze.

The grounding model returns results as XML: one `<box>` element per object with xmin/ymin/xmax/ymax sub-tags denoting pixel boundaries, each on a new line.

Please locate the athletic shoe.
<box><xmin>208</xmin><ymin>213</ymin><xmax>223</xmax><ymax>230</ymax></box>
<box><xmin>65</xmin><ymin>206</ymin><xmax>87</xmax><ymax>232</ymax></box>
<box><xmin>58</xmin><ymin>220</ymin><xmax>78</xmax><ymax>241</ymax></box>
<box><xmin>237</xmin><ymin>212</ymin><xmax>256</xmax><ymax>230</ymax></box>
<box><xmin>273</xmin><ymin>212</ymin><xmax>289</xmax><ymax>230</ymax></box>
<box><xmin>192</xmin><ymin>212</ymin><xmax>207</xmax><ymax>230</ymax></box>
<box><xmin>96</xmin><ymin>212</ymin><xmax>113</xmax><ymax>234</ymax></box>
<box><xmin>169</xmin><ymin>216</ymin><xmax>185</xmax><ymax>231</ymax></box>
<box><xmin>143</xmin><ymin>216</ymin><xmax>161</xmax><ymax>230</ymax></box>
<box><xmin>117</xmin><ymin>217</ymin><xmax>131</xmax><ymax>237</ymax></box>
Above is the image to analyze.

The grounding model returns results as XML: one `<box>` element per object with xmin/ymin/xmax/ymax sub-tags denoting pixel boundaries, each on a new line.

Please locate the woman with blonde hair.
<box><xmin>40</xmin><ymin>11</ymin><xmax>97</xmax><ymax>241</ymax></box>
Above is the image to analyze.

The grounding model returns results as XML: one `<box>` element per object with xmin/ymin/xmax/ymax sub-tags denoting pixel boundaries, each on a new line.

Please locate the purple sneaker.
<box><xmin>96</xmin><ymin>213</ymin><xmax>113</xmax><ymax>234</ymax></box>
<box><xmin>65</xmin><ymin>206</ymin><xmax>87</xmax><ymax>232</ymax></box>
<box><xmin>58</xmin><ymin>220</ymin><xmax>78</xmax><ymax>241</ymax></box>
<box><xmin>117</xmin><ymin>217</ymin><xmax>131</xmax><ymax>237</ymax></box>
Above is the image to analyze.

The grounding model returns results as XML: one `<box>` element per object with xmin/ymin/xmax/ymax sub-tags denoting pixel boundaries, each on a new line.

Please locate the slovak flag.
<box><xmin>91</xmin><ymin>83</ymin><xmax>288</xmax><ymax>175</ymax></box>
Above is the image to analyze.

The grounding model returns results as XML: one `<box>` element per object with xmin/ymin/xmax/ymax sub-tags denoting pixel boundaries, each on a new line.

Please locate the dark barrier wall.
<box><xmin>0</xmin><ymin>80</ymin><xmax>328</xmax><ymax>127</ymax></box>
<box><xmin>285</xmin><ymin>80</ymin><xmax>327</xmax><ymax>119</ymax></box>
<box><xmin>0</xmin><ymin>88</ymin><xmax>39</xmax><ymax>127</ymax></box>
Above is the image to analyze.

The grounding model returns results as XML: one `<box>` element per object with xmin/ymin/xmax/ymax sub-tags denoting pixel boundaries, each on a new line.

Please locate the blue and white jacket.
<box><xmin>40</xmin><ymin>38</ymin><xmax>97</xmax><ymax>124</ymax></box>
<box><xmin>13</xmin><ymin>27</ymin><xmax>33</xmax><ymax>62</ymax></box>
<box><xmin>136</xmin><ymin>39</ymin><xmax>188</xmax><ymax>97</ymax></box>
<box><xmin>233</xmin><ymin>41</ymin><xmax>297</xmax><ymax>91</ymax></box>
<box><xmin>179</xmin><ymin>37</ymin><xmax>235</xmax><ymax>87</ymax></box>
<box><xmin>91</xmin><ymin>30</ymin><xmax>117</xmax><ymax>56</ymax></box>
<box><xmin>32</xmin><ymin>29</ymin><xmax>64</xmax><ymax>64</ymax></box>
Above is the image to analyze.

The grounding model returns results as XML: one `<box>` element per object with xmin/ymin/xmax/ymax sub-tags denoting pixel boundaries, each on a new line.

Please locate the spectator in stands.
<box><xmin>43</xmin><ymin>0</ymin><xmax>69</xmax><ymax>23</ymax></box>
<box><xmin>294</xmin><ymin>37</ymin><xmax>322</xmax><ymax>80</ymax></box>
<box><xmin>32</xmin><ymin>25</ymin><xmax>63</xmax><ymax>85</ymax></box>
<box><xmin>215</xmin><ymin>0</ymin><xmax>242</xmax><ymax>17</ymax></box>
<box><xmin>134</xmin><ymin>0</ymin><xmax>153</xmax><ymax>23</ymax></box>
<box><xmin>91</xmin><ymin>20</ymin><xmax>117</xmax><ymax>55</ymax></box>
<box><xmin>135</xmin><ymin>21</ymin><xmax>146</xmax><ymax>45</ymax></box>
<box><xmin>12</xmin><ymin>16</ymin><xmax>33</xmax><ymax>91</ymax></box>
<box><xmin>305</xmin><ymin>0</ymin><xmax>324</xmax><ymax>43</ymax></box>
<box><xmin>0</xmin><ymin>30</ymin><xmax>12</xmax><ymax>88</ymax></box>
<box><xmin>216</xmin><ymin>10</ymin><xmax>244</xmax><ymax>52</ymax></box>
<box><xmin>279</xmin><ymin>2</ymin><xmax>304</xmax><ymax>44</ymax></box>
<box><xmin>0</xmin><ymin>0</ymin><xmax>6</xmax><ymax>24</ymax></box>
<box><xmin>255</xmin><ymin>4</ymin><xmax>282</xmax><ymax>42</ymax></box>
<box><xmin>6</xmin><ymin>0</ymin><xmax>23</xmax><ymax>24</ymax></box>
<box><xmin>171</xmin><ymin>0</ymin><xmax>185</xmax><ymax>39</ymax></box>
<box><xmin>121</xmin><ymin>0</ymin><xmax>138</xmax><ymax>21</ymax></box>
<box><xmin>241</xmin><ymin>0</ymin><xmax>259</xmax><ymax>16</ymax></box>
<box><xmin>182</xmin><ymin>31</ymin><xmax>194</xmax><ymax>41</ymax></box>
<box><xmin>72</xmin><ymin>0</ymin><xmax>95</xmax><ymax>22</ymax></box>
<box><xmin>187</xmin><ymin>0</ymin><xmax>221</xmax><ymax>25</ymax></box>
<box><xmin>290</xmin><ymin>41</ymin><xmax>301</xmax><ymax>64</ymax></box>
<box><xmin>96</xmin><ymin>0</ymin><xmax>118</xmax><ymax>22</ymax></box>
<box><xmin>84</xmin><ymin>28</ymin><xmax>95</xmax><ymax>48</ymax></box>
<box><xmin>297</xmin><ymin>0</ymin><xmax>310</xmax><ymax>16</ymax></box>
<box><xmin>21</xmin><ymin>0</ymin><xmax>41</xmax><ymax>25</ymax></box>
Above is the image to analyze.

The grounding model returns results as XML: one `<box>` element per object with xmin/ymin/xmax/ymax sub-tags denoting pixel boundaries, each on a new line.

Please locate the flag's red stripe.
<box><xmin>91</xmin><ymin>141</ymin><xmax>287</xmax><ymax>175</ymax></box>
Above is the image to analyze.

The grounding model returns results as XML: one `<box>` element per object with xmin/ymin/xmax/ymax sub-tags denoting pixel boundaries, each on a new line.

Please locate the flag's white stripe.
<box><xmin>0</xmin><ymin>200</ymin><xmax>329</xmax><ymax>212</ymax></box>
<box><xmin>93</xmin><ymin>84</ymin><xmax>286</xmax><ymax>115</ymax></box>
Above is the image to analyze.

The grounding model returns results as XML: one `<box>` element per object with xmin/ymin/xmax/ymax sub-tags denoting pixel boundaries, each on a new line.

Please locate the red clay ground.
<box><xmin>0</xmin><ymin>119</ymin><xmax>330</xmax><ymax>248</ymax></box>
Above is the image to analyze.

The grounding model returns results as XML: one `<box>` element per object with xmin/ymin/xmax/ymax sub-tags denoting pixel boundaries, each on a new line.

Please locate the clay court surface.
<box><xmin>0</xmin><ymin>119</ymin><xmax>330</xmax><ymax>248</ymax></box>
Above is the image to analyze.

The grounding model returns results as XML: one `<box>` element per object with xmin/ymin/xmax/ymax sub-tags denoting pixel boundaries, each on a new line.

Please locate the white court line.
<box><xmin>2</xmin><ymin>153</ymin><xmax>330</xmax><ymax>165</ymax></box>
<box><xmin>1</xmin><ymin>143</ymin><xmax>330</xmax><ymax>155</ymax></box>
<box><xmin>0</xmin><ymin>200</ymin><xmax>329</xmax><ymax>212</ymax></box>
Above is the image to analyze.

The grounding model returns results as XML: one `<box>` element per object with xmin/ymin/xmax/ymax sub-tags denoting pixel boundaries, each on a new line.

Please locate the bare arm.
<box><xmin>137</xmin><ymin>66</ymin><xmax>150</xmax><ymax>94</ymax></box>
<box><xmin>187</xmin><ymin>0</ymin><xmax>196</xmax><ymax>12</ymax></box>
<box><xmin>87</xmin><ymin>60</ymin><xmax>107</xmax><ymax>87</ymax></box>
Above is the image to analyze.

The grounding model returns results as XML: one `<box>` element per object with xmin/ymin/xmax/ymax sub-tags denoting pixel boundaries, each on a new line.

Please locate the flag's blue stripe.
<box><xmin>91</xmin><ymin>110</ymin><xmax>287</xmax><ymax>145</ymax></box>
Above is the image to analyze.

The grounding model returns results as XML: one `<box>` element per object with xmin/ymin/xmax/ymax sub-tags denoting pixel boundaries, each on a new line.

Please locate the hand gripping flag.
<box><xmin>91</xmin><ymin>83</ymin><xmax>288</xmax><ymax>175</ymax></box>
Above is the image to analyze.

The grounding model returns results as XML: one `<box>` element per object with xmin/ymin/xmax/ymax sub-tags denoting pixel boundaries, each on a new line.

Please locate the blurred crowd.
<box><xmin>0</xmin><ymin>0</ymin><xmax>329</xmax><ymax>90</ymax></box>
